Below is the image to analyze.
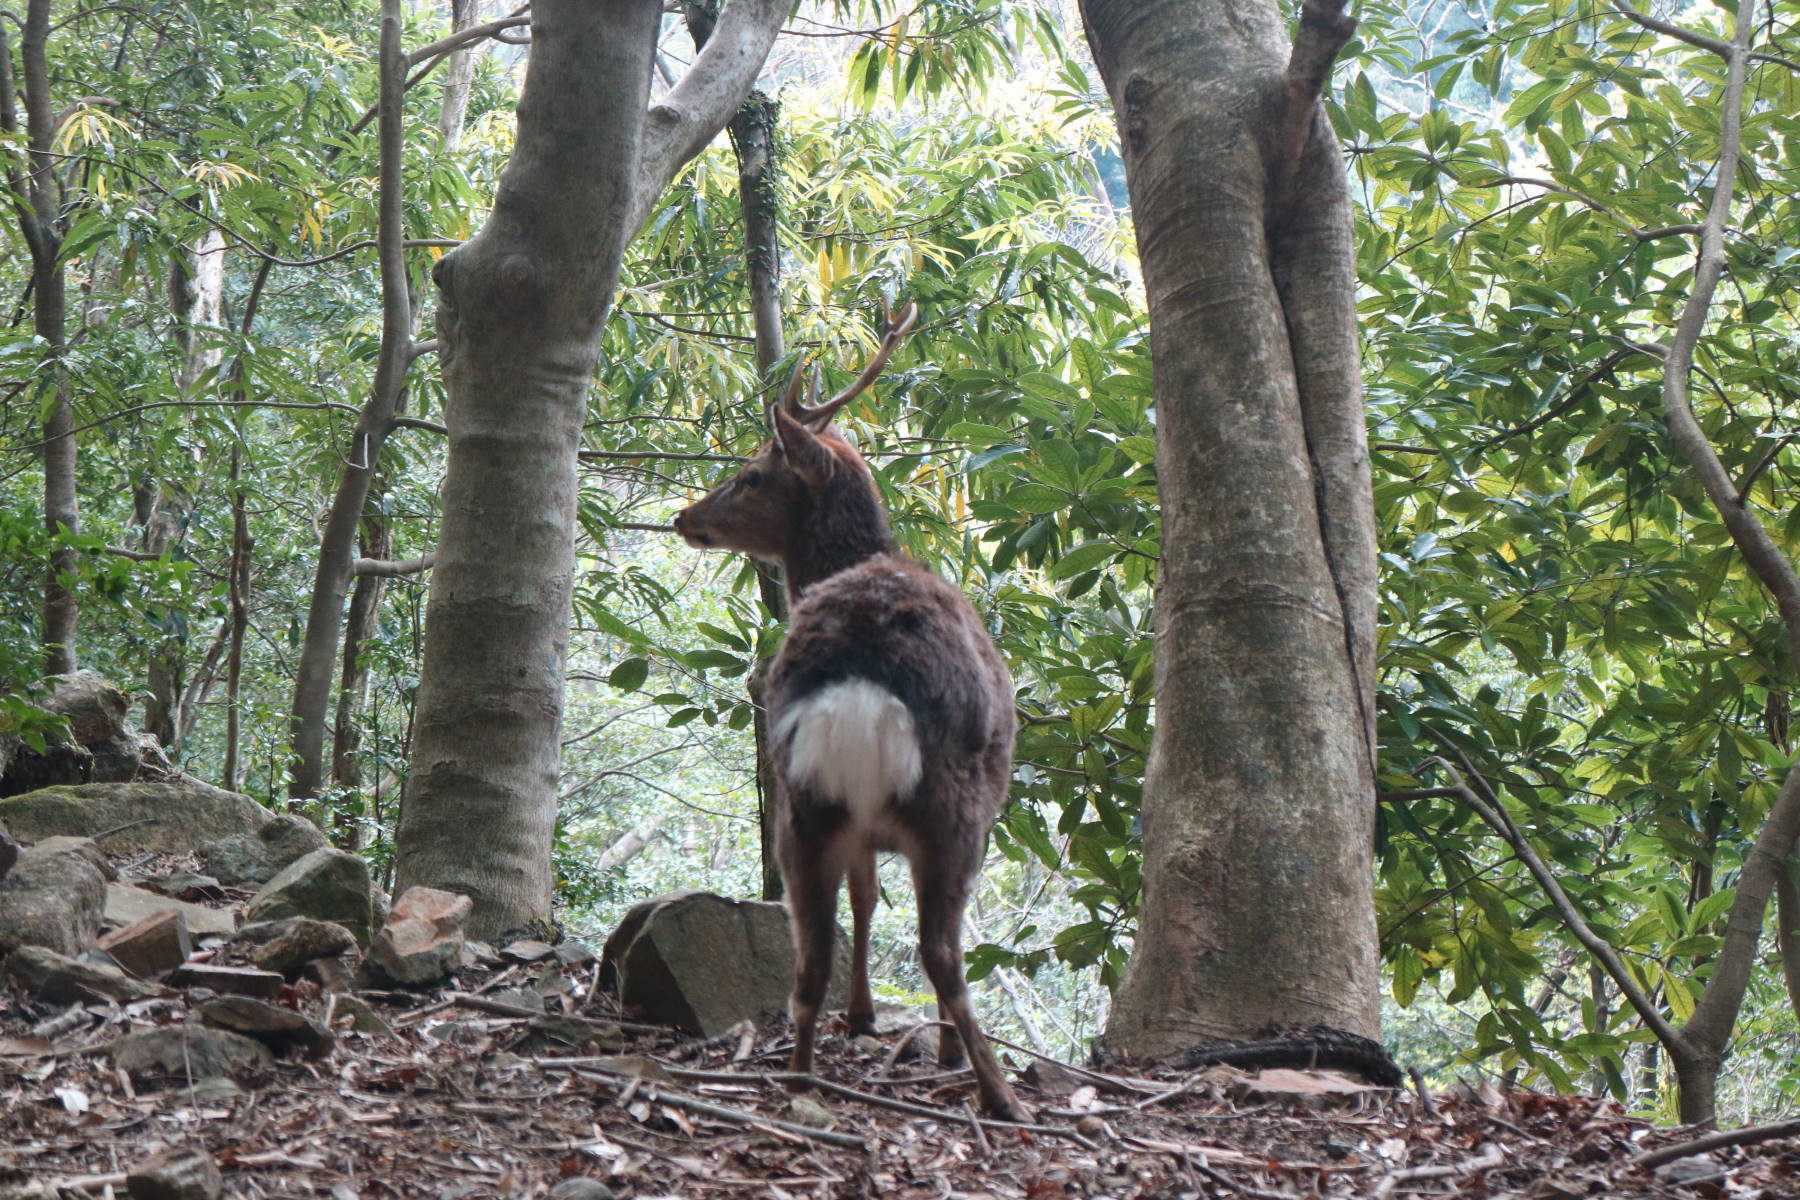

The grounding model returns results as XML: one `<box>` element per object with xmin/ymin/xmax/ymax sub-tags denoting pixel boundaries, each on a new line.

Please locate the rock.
<box><xmin>0</xmin><ymin>836</ymin><xmax>16</xmax><ymax>885</ymax></box>
<box><xmin>600</xmin><ymin>891</ymin><xmax>849</xmax><ymax>1036</ymax></box>
<box><xmin>97</xmin><ymin>909</ymin><xmax>193</xmax><ymax>978</ymax></box>
<box><xmin>0</xmin><ymin>781</ymin><xmax>273</xmax><ymax>854</ymax></box>
<box><xmin>110</xmin><ymin>1024</ymin><xmax>273</xmax><ymax>1087</ymax></box>
<box><xmin>548</xmin><ymin>1179</ymin><xmax>616</xmax><ymax>1200</ymax></box>
<box><xmin>301</xmin><ymin>955</ymin><xmax>357</xmax><ymax>994</ymax></box>
<box><xmin>200</xmin><ymin>814</ymin><xmax>328</xmax><ymax>887</ymax></box>
<box><xmin>105</xmin><ymin>883</ymin><xmax>237</xmax><ymax>939</ymax></box>
<box><xmin>244</xmin><ymin>849</ymin><xmax>374</xmax><ymax>945</ymax></box>
<box><xmin>28</xmin><ymin>835</ymin><xmax>114</xmax><ymax>878</ymax></box>
<box><xmin>168</xmin><ymin>962</ymin><xmax>286</xmax><ymax>999</ymax></box>
<box><xmin>0</xmin><ymin>840</ymin><xmax>107</xmax><ymax>955</ymax></box>
<box><xmin>1225</xmin><ymin>1067</ymin><xmax>1383</xmax><ymax>1109</ymax></box>
<box><xmin>362</xmin><ymin>886</ymin><xmax>471</xmax><ymax>987</ymax></box>
<box><xmin>500</xmin><ymin>938</ymin><xmax>554</xmax><ymax>963</ymax></box>
<box><xmin>520</xmin><ymin>1014</ymin><xmax>626</xmax><ymax>1054</ymax></box>
<box><xmin>330</xmin><ymin>992</ymin><xmax>395</xmax><ymax>1037</ymax></box>
<box><xmin>461</xmin><ymin>940</ymin><xmax>500</xmax><ymax>967</ymax></box>
<box><xmin>787</xmin><ymin>1094</ymin><xmax>838</xmax><ymax>1129</ymax></box>
<box><xmin>1022</xmin><ymin>1059</ymin><xmax>1088</xmax><ymax>1097</ymax></box>
<box><xmin>196</xmin><ymin>995</ymin><xmax>333</xmax><ymax>1059</ymax></box>
<box><xmin>554</xmin><ymin>940</ymin><xmax>597</xmax><ymax>968</ymax></box>
<box><xmin>240</xmin><ymin>917</ymin><xmax>358</xmax><ymax>977</ymax></box>
<box><xmin>148</xmin><ymin>873</ymin><xmax>225</xmax><ymax>902</ymax></box>
<box><xmin>0</xmin><ymin>673</ymin><xmax>144</xmax><ymax>795</ymax></box>
<box><xmin>2</xmin><ymin>946</ymin><xmax>163</xmax><ymax>1003</ymax></box>
<box><xmin>184</xmin><ymin>1076</ymin><xmax>243</xmax><ymax>1105</ymax></box>
<box><xmin>125</xmin><ymin>1145</ymin><xmax>223</xmax><ymax>1200</ymax></box>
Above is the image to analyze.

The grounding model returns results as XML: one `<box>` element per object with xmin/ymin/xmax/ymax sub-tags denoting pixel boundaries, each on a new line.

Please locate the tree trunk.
<box><xmin>436</xmin><ymin>0</ymin><xmax>481</xmax><ymax>151</ymax></box>
<box><xmin>288</xmin><ymin>0</ymin><xmax>418</xmax><ymax>803</ymax></box>
<box><xmin>396</xmin><ymin>0</ymin><xmax>784</xmax><ymax>940</ymax></box>
<box><xmin>144</xmin><ymin>228</ymin><xmax>228</xmax><ymax>751</ymax></box>
<box><xmin>1079</xmin><ymin>0</ymin><xmax>1381</xmax><ymax>1055</ymax></box>
<box><xmin>4</xmin><ymin>3</ymin><xmax>80</xmax><ymax>674</ymax></box>
<box><xmin>327</xmin><ymin>506</ymin><xmax>392</xmax><ymax>848</ymax></box>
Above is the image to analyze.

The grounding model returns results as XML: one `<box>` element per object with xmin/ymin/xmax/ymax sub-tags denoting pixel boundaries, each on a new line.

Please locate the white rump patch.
<box><xmin>775</xmin><ymin>679</ymin><xmax>922</xmax><ymax>823</ymax></box>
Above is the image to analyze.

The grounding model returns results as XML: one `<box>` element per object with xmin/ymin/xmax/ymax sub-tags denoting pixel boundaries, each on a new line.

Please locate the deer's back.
<box><xmin>768</xmin><ymin>554</ymin><xmax>1013</xmax><ymax>831</ymax></box>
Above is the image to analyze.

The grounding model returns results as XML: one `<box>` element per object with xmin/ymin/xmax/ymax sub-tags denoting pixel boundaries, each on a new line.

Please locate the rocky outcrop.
<box><xmin>0</xmin><ymin>780</ymin><xmax>273</xmax><ymax>854</ymax></box>
<box><xmin>0</xmin><ymin>672</ymin><xmax>164</xmax><ymax>796</ymax></box>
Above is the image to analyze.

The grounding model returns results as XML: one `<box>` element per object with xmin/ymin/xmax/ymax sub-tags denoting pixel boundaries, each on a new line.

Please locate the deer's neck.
<box><xmin>782</xmin><ymin>481</ymin><xmax>897</xmax><ymax>599</ymax></box>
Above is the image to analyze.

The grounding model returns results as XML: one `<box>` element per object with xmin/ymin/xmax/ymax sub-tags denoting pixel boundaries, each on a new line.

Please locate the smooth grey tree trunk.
<box><xmin>288</xmin><ymin>0</ymin><xmax>417</xmax><ymax>804</ymax></box>
<box><xmin>1080</xmin><ymin>0</ymin><xmax>1382</xmax><ymax>1054</ymax></box>
<box><xmin>395</xmin><ymin>0</ymin><xmax>783</xmax><ymax>939</ymax></box>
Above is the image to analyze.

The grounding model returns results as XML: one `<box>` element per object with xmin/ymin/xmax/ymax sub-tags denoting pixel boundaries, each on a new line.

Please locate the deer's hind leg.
<box><xmin>780</xmin><ymin>834</ymin><xmax>846</xmax><ymax>1088</ymax></box>
<box><xmin>910</xmin><ymin>854</ymin><xmax>1023</xmax><ymax>1121</ymax></box>
<box><xmin>846</xmin><ymin>850</ymin><xmax>878</xmax><ymax>1037</ymax></box>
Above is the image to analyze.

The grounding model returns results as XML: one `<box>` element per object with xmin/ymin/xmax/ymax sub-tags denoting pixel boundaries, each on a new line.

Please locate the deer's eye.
<box><xmin>739</xmin><ymin>469</ymin><xmax>764</xmax><ymax>489</ymax></box>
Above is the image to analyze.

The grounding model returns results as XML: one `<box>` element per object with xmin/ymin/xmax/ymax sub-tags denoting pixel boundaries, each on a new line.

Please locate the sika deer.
<box><xmin>673</xmin><ymin>303</ymin><xmax>1023</xmax><ymax>1120</ymax></box>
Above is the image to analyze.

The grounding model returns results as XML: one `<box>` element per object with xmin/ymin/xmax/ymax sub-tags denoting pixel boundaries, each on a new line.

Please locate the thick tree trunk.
<box><xmin>288</xmin><ymin>0</ymin><xmax>417</xmax><ymax>803</ymax></box>
<box><xmin>1080</xmin><ymin>0</ymin><xmax>1381</xmax><ymax>1055</ymax></box>
<box><xmin>396</xmin><ymin>0</ymin><xmax>783</xmax><ymax>939</ymax></box>
<box><xmin>436</xmin><ymin>0</ymin><xmax>480</xmax><ymax>151</ymax></box>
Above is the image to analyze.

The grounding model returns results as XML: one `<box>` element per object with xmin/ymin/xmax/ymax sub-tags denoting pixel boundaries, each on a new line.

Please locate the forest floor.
<box><xmin>3</xmin><ymin>932</ymin><xmax>1798</xmax><ymax>1198</ymax></box>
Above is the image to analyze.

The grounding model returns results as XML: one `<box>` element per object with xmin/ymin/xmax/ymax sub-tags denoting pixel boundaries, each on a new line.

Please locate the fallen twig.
<box><xmin>1372</xmin><ymin>1144</ymin><xmax>1505</xmax><ymax>1199</ymax></box>
<box><xmin>961</xmin><ymin>1099</ymin><xmax>992</xmax><ymax>1155</ymax></box>
<box><xmin>564</xmin><ymin>1064</ymin><xmax>869</xmax><ymax>1150</ymax></box>
<box><xmin>1634</xmin><ymin>1118</ymin><xmax>1800</xmax><ymax>1170</ymax></box>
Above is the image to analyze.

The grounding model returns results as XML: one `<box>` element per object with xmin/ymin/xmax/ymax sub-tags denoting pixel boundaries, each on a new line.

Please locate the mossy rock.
<box><xmin>0</xmin><ymin>781</ymin><xmax>275</xmax><ymax>854</ymax></box>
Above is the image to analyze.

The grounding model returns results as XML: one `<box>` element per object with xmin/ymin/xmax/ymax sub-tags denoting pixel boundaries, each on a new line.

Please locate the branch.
<box><xmin>1635</xmin><ymin>1119</ymin><xmax>1800</xmax><ymax>1170</ymax></box>
<box><xmin>628</xmin><ymin>0</ymin><xmax>786</xmax><ymax>235</ymax></box>
<box><xmin>1416</xmin><ymin>747</ymin><xmax>1685</xmax><ymax>1053</ymax></box>
<box><xmin>1471</xmin><ymin>346</ymin><xmax>1643</xmax><ymax>451</ymax></box>
<box><xmin>1610</xmin><ymin>2</ymin><xmax>1800</xmax><ymax>73</ymax></box>
<box><xmin>406</xmin><ymin>13</ymin><xmax>530</xmax><ymax>67</ymax></box>
<box><xmin>1277</xmin><ymin>1</ymin><xmax>1356</xmax><ymax>203</ymax></box>
<box><xmin>4</xmin><ymin>398</ymin><xmax>363</xmax><ymax>453</ymax></box>
<box><xmin>352</xmin><ymin>553</ymin><xmax>435</xmax><ymax>578</ymax></box>
<box><xmin>1455</xmin><ymin>171</ymin><xmax>1702</xmax><ymax>243</ymax></box>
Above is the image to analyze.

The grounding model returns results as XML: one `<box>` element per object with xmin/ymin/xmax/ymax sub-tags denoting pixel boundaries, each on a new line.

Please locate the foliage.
<box><xmin>6</xmin><ymin>0</ymin><xmax>1800</xmax><ymax>1116</ymax></box>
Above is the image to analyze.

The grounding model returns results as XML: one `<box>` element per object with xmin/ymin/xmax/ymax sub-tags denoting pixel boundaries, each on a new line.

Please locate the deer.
<box><xmin>673</xmin><ymin>301</ymin><xmax>1025</xmax><ymax>1121</ymax></box>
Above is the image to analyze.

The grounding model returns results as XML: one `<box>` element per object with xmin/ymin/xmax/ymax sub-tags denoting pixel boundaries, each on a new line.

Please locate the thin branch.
<box><xmin>1634</xmin><ymin>1119</ymin><xmax>1800</xmax><ymax>1170</ymax></box>
<box><xmin>1471</xmin><ymin>346</ymin><xmax>1642</xmax><ymax>451</ymax></box>
<box><xmin>578</xmin><ymin>447</ymin><xmax>740</xmax><ymax>463</ymax></box>
<box><xmin>1610</xmin><ymin>2</ymin><xmax>1800</xmax><ymax>73</ymax></box>
<box><xmin>1373</xmin><ymin>1145</ymin><xmax>1505</xmax><ymax>1199</ymax></box>
<box><xmin>1416</xmin><ymin>748</ymin><xmax>1684</xmax><ymax>1052</ymax></box>
<box><xmin>405</xmin><ymin>13</ymin><xmax>530</xmax><ymax>67</ymax></box>
<box><xmin>5</xmin><ymin>398</ymin><xmax>363</xmax><ymax>453</ymax></box>
<box><xmin>352</xmin><ymin>553</ymin><xmax>435</xmax><ymax>578</ymax></box>
<box><xmin>1456</xmin><ymin>170</ymin><xmax>1702</xmax><ymax>243</ymax></box>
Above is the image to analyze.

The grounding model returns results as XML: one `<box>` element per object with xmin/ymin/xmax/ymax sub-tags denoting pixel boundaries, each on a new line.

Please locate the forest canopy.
<box><xmin>3</xmin><ymin>0</ymin><xmax>1800</xmax><ymax>1127</ymax></box>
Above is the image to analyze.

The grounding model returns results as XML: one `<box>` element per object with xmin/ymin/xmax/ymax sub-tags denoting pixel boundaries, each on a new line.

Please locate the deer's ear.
<box><xmin>772</xmin><ymin>406</ymin><xmax>835</xmax><ymax>486</ymax></box>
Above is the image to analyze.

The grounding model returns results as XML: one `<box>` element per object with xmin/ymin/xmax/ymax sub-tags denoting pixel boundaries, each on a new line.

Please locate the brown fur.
<box><xmin>675</xmin><ymin>408</ymin><xmax>1024</xmax><ymax>1120</ymax></box>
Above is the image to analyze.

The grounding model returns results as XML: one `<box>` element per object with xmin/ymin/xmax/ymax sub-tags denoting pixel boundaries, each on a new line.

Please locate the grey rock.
<box><xmin>167</xmin><ymin>962</ymin><xmax>285</xmax><ymax>999</ymax></box>
<box><xmin>105</xmin><ymin>883</ymin><xmax>237</xmax><ymax>939</ymax></box>
<box><xmin>148</xmin><ymin>873</ymin><xmax>224</xmax><ymax>901</ymax></box>
<box><xmin>547</xmin><ymin>1180</ymin><xmax>616</xmax><ymax>1200</ymax></box>
<box><xmin>0</xmin><ymin>673</ymin><xmax>142</xmax><ymax>792</ymax></box>
<box><xmin>2</xmin><ymin>946</ymin><xmax>162</xmax><ymax>1003</ymax></box>
<box><xmin>0</xmin><ymin>780</ymin><xmax>273</xmax><ymax>854</ymax></box>
<box><xmin>300</xmin><ymin>954</ymin><xmax>357</xmax><ymax>994</ymax></box>
<box><xmin>110</xmin><ymin>1023</ymin><xmax>274</xmax><ymax>1087</ymax></box>
<box><xmin>125</xmin><ymin>1145</ymin><xmax>223</xmax><ymax>1200</ymax></box>
<box><xmin>330</xmin><ymin>992</ymin><xmax>395</xmax><ymax>1038</ymax></box>
<box><xmin>600</xmin><ymin>890</ymin><xmax>849</xmax><ymax>1036</ymax></box>
<box><xmin>196</xmin><ymin>995</ymin><xmax>333</xmax><ymax>1059</ymax></box>
<box><xmin>362</xmin><ymin>886</ymin><xmax>470</xmax><ymax>987</ymax></box>
<box><xmin>519</xmin><ymin>1014</ymin><xmax>626</xmax><ymax>1054</ymax></box>
<box><xmin>241</xmin><ymin>917</ymin><xmax>358</xmax><ymax>976</ymax></box>
<box><xmin>200</xmin><ymin>814</ymin><xmax>328</xmax><ymax>887</ymax></box>
<box><xmin>28</xmin><ymin>835</ymin><xmax>114</xmax><ymax>878</ymax></box>
<box><xmin>554</xmin><ymin>940</ymin><xmax>597</xmax><ymax>968</ymax></box>
<box><xmin>0</xmin><ymin>841</ymin><xmax>107</xmax><ymax>955</ymax></box>
<box><xmin>244</xmin><ymin>848</ymin><xmax>374</xmax><ymax>945</ymax></box>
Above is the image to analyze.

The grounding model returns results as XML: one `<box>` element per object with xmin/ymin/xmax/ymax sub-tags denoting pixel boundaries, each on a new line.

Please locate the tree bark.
<box><xmin>3</xmin><ymin>3</ymin><xmax>80</xmax><ymax>674</ymax></box>
<box><xmin>143</xmin><ymin>228</ymin><xmax>228</xmax><ymax>751</ymax></box>
<box><xmin>395</xmin><ymin>0</ymin><xmax>784</xmax><ymax>939</ymax></box>
<box><xmin>1079</xmin><ymin>0</ymin><xmax>1381</xmax><ymax>1055</ymax></box>
<box><xmin>328</xmin><ymin>504</ymin><xmax>392</xmax><ymax>848</ymax></box>
<box><xmin>436</xmin><ymin>0</ymin><xmax>481</xmax><ymax>151</ymax></box>
<box><xmin>288</xmin><ymin>0</ymin><xmax>418</xmax><ymax>804</ymax></box>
